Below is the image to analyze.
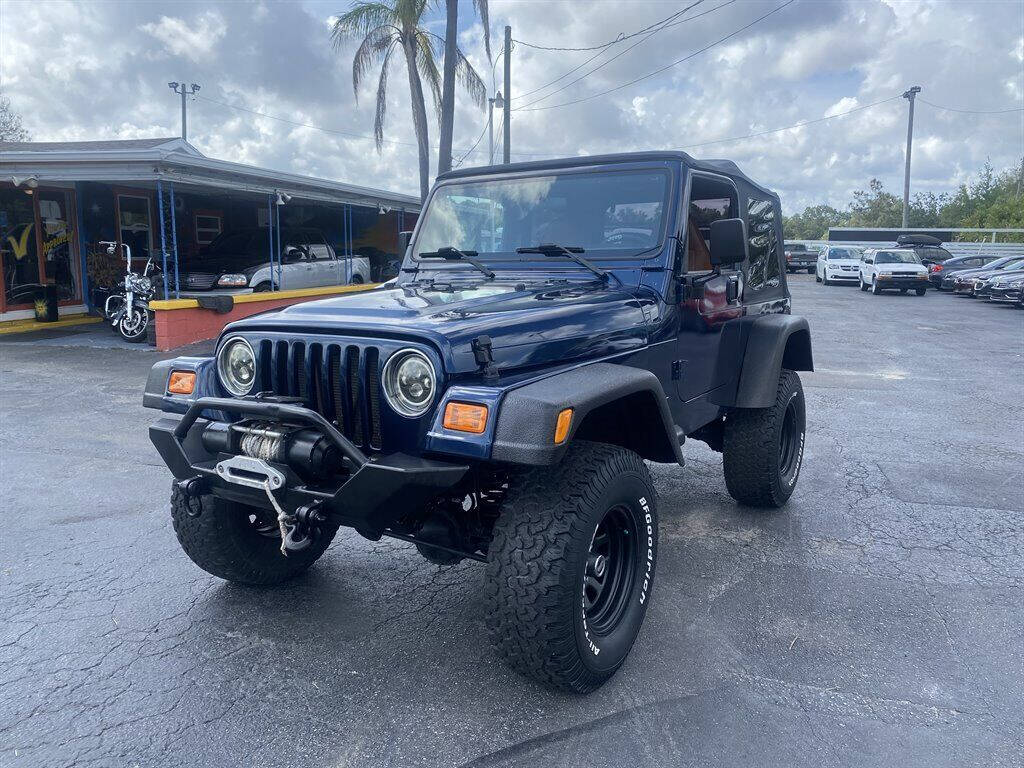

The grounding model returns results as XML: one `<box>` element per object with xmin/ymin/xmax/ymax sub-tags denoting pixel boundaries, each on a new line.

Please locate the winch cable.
<box><xmin>260</xmin><ymin>477</ymin><xmax>292</xmax><ymax>556</ymax></box>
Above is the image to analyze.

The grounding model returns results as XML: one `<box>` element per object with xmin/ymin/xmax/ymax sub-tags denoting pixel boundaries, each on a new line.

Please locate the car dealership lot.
<box><xmin>1</xmin><ymin>275</ymin><xmax>1021</xmax><ymax>768</ymax></box>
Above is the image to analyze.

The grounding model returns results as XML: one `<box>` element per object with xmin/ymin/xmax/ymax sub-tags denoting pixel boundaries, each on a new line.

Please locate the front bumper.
<box><xmin>825</xmin><ymin>269</ymin><xmax>858</xmax><ymax>280</ymax></box>
<box><xmin>989</xmin><ymin>287</ymin><xmax>1024</xmax><ymax>303</ymax></box>
<box><xmin>150</xmin><ymin>396</ymin><xmax>469</xmax><ymax>539</ymax></box>
<box><xmin>874</xmin><ymin>276</ymin><xmax>929</xmax><ymax>289</ymax></box>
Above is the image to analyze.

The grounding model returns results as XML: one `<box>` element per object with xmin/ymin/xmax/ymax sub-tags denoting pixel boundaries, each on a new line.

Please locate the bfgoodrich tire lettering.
<box><xmin>170</xmin><ymin>483</ymin><xmax>338</xmax><ymax>585</ymax></box>
<box><xmin>484</xmin><ymin>442</ymin><xmax>657</xmax><ymax>693</ymax></box>
<box><xmin>722</xmin><ymin>370</ymin><xmax>806</xmax><ymax>508</ymax></box>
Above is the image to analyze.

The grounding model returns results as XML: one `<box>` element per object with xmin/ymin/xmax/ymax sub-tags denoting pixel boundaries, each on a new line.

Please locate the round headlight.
<box><xmin>383</xmin><ymin>349</ymin><xmax>436</xmax><ymax>417</ymax></box>
<box><xmin>218</xmin><ymin>337</ymin><xmax>256</xmax><ymax>396</ymax></box>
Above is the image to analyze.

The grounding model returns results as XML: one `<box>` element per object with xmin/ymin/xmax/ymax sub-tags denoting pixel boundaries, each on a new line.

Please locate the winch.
<box><xmin>200</xmin><ymin>420</ymin><xmax>345</xmax><ymax>480</ymax></box>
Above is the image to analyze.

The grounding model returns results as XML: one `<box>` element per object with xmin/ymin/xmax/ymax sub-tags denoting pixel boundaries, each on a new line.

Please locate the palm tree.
<box><xmin>438</xmin><ymin>0</ymin><xmax>490</xmax><ymax>175</ymax></box>
<box><xmin>332</xmin><ymin>0</ymin><xmax>486</xmax><ymax>201</ymax></box>
<box><xmin>332</xmin><ymin>1</ymin><xmax>438</xmax><ymax>201</ymax></box>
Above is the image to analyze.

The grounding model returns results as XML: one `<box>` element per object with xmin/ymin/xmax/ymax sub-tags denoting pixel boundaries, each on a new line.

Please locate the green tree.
<box><xmin>0</xmin><ymin>96</ymin><xmax>30</xmax><ymax>142</ymax></box>
<box><xmin>783</xmin><ymin>204</ymin><xmax>848</xmax><ymax>239</ymax></box>
<box><xmin>848</xmin><ymin>179</ymin><xmax>903</xmax><ymax>228</ymax></box>
<box><xmin>333</xmin><ymin>0</ymin><xmax>444</xmax><ymax>201</ymax></box>
<box><xmin>438</xmin><ymin>0</ymin><xmax>490</xmax><ymax>175</ymax></box>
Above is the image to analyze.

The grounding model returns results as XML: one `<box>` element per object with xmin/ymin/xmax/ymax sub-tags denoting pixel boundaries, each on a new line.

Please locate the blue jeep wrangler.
<box><xmin>145</xmin><ymin>152</ymin><xmax>812</xmax><ymax>693</ymax></box>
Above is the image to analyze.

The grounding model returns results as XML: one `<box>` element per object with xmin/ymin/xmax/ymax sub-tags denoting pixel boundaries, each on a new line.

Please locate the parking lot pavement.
<box><xmin>1</xmin><ymin>274</ymin><xmax>1022</xmax><ymax>768</ymax></box>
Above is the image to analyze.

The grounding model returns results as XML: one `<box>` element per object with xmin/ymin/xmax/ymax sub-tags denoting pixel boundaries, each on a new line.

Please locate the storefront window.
<box><xmin>118</xmin><ymin>194</ymin><xmax>152</xmax><ymax>261</ymax></box>
<box><xmin>38</xmin><ymin>191</ymin><xmax>77</xmax><ymax>301</ymax></box>
<box><xmin>1</xmin><ymin>186</ymin><xmax>41</xmax><ymax>309</ymax></box>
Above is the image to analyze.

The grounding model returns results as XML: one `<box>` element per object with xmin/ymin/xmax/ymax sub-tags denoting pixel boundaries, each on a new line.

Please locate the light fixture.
<box><xmin>275</xmin><ymin>190</ymin><xmax>291</xmax><ymax>205</ymax></box>
<box><xmin>492</xmin><ymin>90</ymin><xmax>504</xmax><ymax>109</ymax></box>
<box><xmin>378</xmin><ymin>203</ymin><xmax>391</xmax><ymax>215</ymax></box>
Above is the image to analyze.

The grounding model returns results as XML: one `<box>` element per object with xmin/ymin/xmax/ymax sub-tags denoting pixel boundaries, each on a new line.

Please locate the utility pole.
<box><xmin>488</xmin><ymin>91</ymin><xmax>504</xmax><ymax>165</ymax></box>
<box><xmin>503</xmin><ymin>26</ymin><xmax>511</xmax><ymax>164</ymax></box>
<box><xmin>901</xmin><ymin>85</ymin><xmax>921</xmax><ymax>229</ymax></box>
<box><xmin>168</xmin><ymin>82</ymin><xmax>201</xmax><ymax>141</ymax></box>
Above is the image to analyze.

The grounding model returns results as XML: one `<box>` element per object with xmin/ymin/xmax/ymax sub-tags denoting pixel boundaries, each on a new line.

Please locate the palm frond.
<box><xmin>415</xmin><ymin>30</ymin><xmax>443</xmax><ymax>121</ymax></box>
<box><xmin>331</xmin><ymin>2</ymin><xmax>397</xmax><ymax>44</ymax></box>
<box><xmin>351</xmin><ymin>25</ymin><xmax>398</xmax><ymax>98</ymax></box>
<box><xmin>454</xmin><ymin>46</ymin><xmax>486</xmax><ymax>109</ymax></box>
<box><xmin>373</xmin><ymin>41</ymin><xmax>400</xmax><ymax>150</ymax></box>
<box><xmin>472</xmin><ymin>0</ymin><xmax>491</xmax><ymax>60</ymax></box>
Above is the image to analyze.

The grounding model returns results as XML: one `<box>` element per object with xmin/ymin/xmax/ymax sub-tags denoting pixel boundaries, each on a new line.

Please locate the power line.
<box><xmin>514</xmin><ymin>0</ymin><xmax>796</xmax><ymax>113</ymax></box>
<box><xmin>513</xmin><ymin>0</ymin><xmax>706</xmax><ymax>110</ymax></box>
<box><xmin>918</xmin><ymin>98</ymin><xmax>1024</xmax><ymax>115</ymax></box>
<box><xmin>514</xmin><ymin>0</ymin><xmax>736</xmax><ymax>104</ymax></box>
<box><xmin>512</xmin><ymin>1</ymin><xmax>702</xmax><ymax>52</ymax></box>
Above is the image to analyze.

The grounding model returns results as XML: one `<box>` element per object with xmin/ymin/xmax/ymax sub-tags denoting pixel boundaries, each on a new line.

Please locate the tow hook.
<box><xmin>176</xmin><ymin>476</ymin><xmax>206</xmax><ymax>518</ymax></box>
<box><xmin>282</xmin><ymin>504</ymin><xmax>328</xmax><ymax>554</ymax></box>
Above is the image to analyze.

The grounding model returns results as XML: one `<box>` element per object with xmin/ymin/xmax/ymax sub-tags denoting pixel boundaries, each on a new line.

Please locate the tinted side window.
<box><xmin>745</xmin><ymin>196</ymin><xmax>780</xmax><ymax>291</ymax></box>
<box><xmin>306</xmin><ymin>231</ymin><xmax>332</xmax><ymax>260</ymax></box>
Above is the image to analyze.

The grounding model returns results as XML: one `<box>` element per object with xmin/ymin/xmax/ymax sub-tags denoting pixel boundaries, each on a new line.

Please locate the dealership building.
<box><xmin>0</xmin><ymin>137</ymin><xmax>419</xmax><ymax>328</ymax></box>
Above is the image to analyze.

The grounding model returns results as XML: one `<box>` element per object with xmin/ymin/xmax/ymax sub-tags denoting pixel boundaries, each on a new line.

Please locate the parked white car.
<box><xmin>859</xmin><ymin>248</ymin><xmax>929</xmax><ymax>295</ymax></box>
<box><xmin>815</xmin><ymin>246</ymin><xmax>863</xmax><ymax>286</ymax></box>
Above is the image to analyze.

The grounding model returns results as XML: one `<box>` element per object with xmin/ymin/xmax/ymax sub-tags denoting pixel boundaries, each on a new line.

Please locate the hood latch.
<box><xmin>472</xmin><ymin>335</ymin><xmax>499</xmax><ymax>381</ymax></box>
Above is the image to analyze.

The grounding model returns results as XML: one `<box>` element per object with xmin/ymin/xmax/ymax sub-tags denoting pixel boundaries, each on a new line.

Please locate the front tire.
<box><xmin>916</xmin><ymin>287</ymin><xmax>927</xmax><ymax>296</ymax></box>
<box><xmin>170</xmin><ymin>483</ymin><xmax>338</xmax><ymax>585</ymax></box>
<box><xmin>871</xmin><ymin>279</ymin><xmax>882</xmax><ymax>295</ymax></box>
<box><xmin>722</xmin><ymin>370</ymin><xmax>806</xmax><ymax>508</ymax></box>
<box><xmin>118</xmin><ymin>308</ymin><xmax>150</xmax><ymax>342</ymax></box>
<box><xmin>859</xmin><ymin>276</ymin><xmax>868</xmax><ymax>291</ymax></box>
<box><xmin>485</xmin><ymin>442</ymin><xmax>657</xmax><ymax>694</ymax></box>
<box><xmin>806</xmin><ymin>267</ymin><xmax>815</xmax><ymax>274</ymax></box>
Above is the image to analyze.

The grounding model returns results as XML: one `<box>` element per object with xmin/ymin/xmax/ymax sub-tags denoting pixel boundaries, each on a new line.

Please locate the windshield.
<box><xmin>828</xmin><ymin>247</ymin><xmax>860</xmax><ymax>260</ymax></box>
<box><xmin>875</xmin><ymin>251</ymin><xmax>921</xmax><ymax>264</ymax></box>
<box><xmin>414</xmin><ymin>170</ymin><xmax>669</xmax><ymax>262</ymax></box>
<box><xmin>998</xmin><ymin>258</ymin><xmax>1024</xmax><ymax>270</ymax></box>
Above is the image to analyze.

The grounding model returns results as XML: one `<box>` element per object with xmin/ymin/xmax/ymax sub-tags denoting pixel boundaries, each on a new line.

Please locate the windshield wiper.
<box><xmin>418</xmin><ymin>246</ymin><xmax>495</xmax><ymax>279</ymax></box>
<box><xmin>515</xmin><ymin>243</ymin><xmax>609</xmax><ymax>281</ymax></box>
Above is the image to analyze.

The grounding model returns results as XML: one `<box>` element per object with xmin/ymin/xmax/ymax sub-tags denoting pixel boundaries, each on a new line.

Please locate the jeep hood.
<box><xmin>228</xmin><ymin>279</ymin><xmax>650</xmax><ymax>377</ymax></box>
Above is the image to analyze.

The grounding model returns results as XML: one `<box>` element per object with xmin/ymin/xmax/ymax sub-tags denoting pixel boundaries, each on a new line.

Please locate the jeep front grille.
<box><xmin>259</xmin><ymin>340</ymin><xmax>383</xmax><ymax>450</ymax></box>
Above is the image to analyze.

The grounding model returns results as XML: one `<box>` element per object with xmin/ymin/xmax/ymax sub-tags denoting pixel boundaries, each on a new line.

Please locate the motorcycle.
<box><xmin>100</xmin><ymin>241</ymin><xmax>159</xmax><ymax>343</ymax></box>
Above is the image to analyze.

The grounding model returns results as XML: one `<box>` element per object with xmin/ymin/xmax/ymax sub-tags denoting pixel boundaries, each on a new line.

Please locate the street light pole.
<box><xmin>901</xmin><ymin>85</ymin><xmax>921</xmax><ymax>229</ymax></box>
<box><xmin>488</xmin><ymin>91</ymin><xmax>504</xmax><ymax>165</ymax></box>
<box><xmin>503</xmin><ymin>25</ymin><xmax>511</xmax><ymax>164</ymax></box>
<box><xmin>167</xmin><ymin>82</ymin><xmax>201</xmax><ymax>141</ymax></box>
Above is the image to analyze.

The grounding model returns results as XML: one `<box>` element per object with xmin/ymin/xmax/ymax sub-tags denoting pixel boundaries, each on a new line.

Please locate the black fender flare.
<box><xmin>491</xmin><ymin>362</ymin><xmax>684</xmax><ymax>466</ymax></box>
<box><xmin>711</xmin><ymin>314</ymin><xmax>813</xmax><ymax>409</ymax></box>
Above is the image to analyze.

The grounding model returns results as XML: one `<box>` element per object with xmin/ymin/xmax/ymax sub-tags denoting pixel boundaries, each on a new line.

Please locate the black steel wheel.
<box><xmin>723</xmin><ymin>370</ymin><xmax>806</xmax><ymax>508</ymax></box>
<box><xmin>485</xmin><ymin>442</ymin><xmax>657</xmax><ymax>693</ymax></box>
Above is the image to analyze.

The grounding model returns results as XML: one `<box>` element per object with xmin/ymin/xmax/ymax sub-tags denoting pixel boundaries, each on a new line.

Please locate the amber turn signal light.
<box><xmin>443</xmin><ymin>402</ymin><xmax>488</xmax><ymax>434</ymax></box>
<box><xmin>554</xmin><ymin>408</ymin><xmax>573</xmax><ymax>444</ymax></box>
<box><xmin>168</xmin><ymin>370</ymin><xmax>196</xmax><ymax>395</ymax></box>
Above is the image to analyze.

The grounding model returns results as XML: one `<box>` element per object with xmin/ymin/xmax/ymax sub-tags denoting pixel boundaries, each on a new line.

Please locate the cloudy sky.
<box><xmin>1</xmin><ymin>0</ymin><xmax>1021</xmax><ymax>212</ymax></box>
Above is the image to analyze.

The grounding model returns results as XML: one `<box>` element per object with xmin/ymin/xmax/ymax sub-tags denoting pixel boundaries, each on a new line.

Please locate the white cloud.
<box><xmin>140</xmin><ymin>11</ymin><xmax>227</xmax><ymax>62</ymax></box>
<box><xmin>0</xmin><ymin>0</ymin><xmax>1020</xmax><ymax>212</ymax></box>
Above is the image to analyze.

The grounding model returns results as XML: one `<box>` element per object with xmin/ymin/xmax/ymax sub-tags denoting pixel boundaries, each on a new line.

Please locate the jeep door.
<box><xmin>674</xmin><ymin>171</ymin><xmax>744</xmax><ymax>419</ymax></box>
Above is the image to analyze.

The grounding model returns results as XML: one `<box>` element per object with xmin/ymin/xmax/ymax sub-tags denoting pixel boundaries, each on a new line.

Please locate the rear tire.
<box><xmin>806</xmin><ymin>267</ymin><xmax>814</xmax><ymax>274</ymax></box>
<box><xmin>916</xmin><ymin>287</ymin><xmax>927</xmax><ymax>296</ymax></box>
<box><xmin>170</xmin><ymin>483</ymin><xmax>338</xmax><ymax>585</ymax></box>
<box><xmin>722</xmin><ymin>370</ymin><xmax>805</xmax><ymax>508</ymax></box>
<box><xmin>485</xmin><ymin>442</ymin><xmax>657</xmax><ymax>694</ymax></box>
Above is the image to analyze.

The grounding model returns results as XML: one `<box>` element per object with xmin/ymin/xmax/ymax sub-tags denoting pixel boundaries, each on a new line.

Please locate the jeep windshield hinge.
<box><xmin>472</xmin><ymin>335</ymin><xmax>499</xmax><ymax>381</ymax></box>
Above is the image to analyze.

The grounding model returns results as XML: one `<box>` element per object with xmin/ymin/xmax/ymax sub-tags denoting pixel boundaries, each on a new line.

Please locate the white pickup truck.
<box><xmin>178</xmin><ymin>227</ymin><xmax>371</xmax><ymax>296</ymax></box>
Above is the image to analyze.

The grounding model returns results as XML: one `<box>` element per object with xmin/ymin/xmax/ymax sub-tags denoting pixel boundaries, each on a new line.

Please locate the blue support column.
<box><xmin>168</xmin><ymin>182</ymin><xmax>180</xmax><ymax>298</ymax></box>
<box><xmin>267</xmin><ymin>194</ymin><xmax>275</xmax><ymax>290</ymax></box>
<box><xmin>157</xmin><ymin>181</ymin><xmax>169</xmax><ymax>299</ymax></box>
<box><xmin>74</xmin><ymin>182</ymin><xmax>91</xmax><ymax>310</ymax></box>
<box><xmin>274</xmin><ymin>199</ymin><xmax>282</xmax><ymax>290</ymax></box>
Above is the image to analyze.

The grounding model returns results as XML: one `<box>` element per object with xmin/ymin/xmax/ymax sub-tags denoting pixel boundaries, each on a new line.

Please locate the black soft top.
<box><xmin>438</xmin><ymin>151</ymin><xmax>778</xmax><ymax>202</ymax></box>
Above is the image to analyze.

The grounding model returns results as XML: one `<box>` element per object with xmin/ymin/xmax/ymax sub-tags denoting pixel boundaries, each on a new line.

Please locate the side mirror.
<box><xmin>399</xmin><ymin>230</ymin><xmax>413</xmax><ymax>255</ymax></box>
<box><xmin>709</xmin><ymin>218</ymin><xmax>748</xmax><ymax>267</ymax></box>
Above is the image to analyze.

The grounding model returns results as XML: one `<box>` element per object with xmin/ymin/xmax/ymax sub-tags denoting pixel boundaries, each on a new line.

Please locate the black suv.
<box><xmin>144</xmin><ymin>152</ymin><xmax>813</xmax><ymax>693</ymax></box>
